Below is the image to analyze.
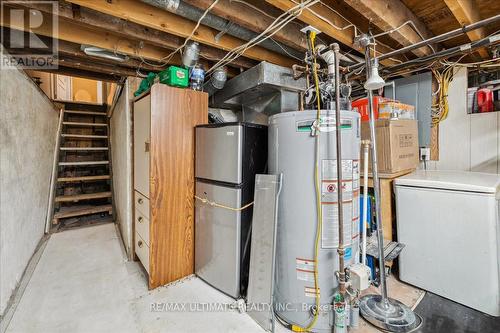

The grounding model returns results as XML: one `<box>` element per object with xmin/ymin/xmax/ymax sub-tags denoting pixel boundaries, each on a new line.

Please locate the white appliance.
<box><xmin>395</xmin><ymin>170</ymin><xmax>500</xmax><ymax>316</ymax></box>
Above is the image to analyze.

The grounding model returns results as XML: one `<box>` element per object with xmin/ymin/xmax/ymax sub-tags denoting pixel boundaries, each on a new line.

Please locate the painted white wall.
<box><xmin>424</xmin><ymin>67</ymin><xmax>500</xmax><ymax>173</ymax></box>
<box><xmin>0</xmin><ymin>61</ymin><xmax>58</xmax><ymax>315</ymax></box>
<box><xmin>110</xmin><ymin>81</ymin><xmax>133</xmax><ymax>258</ymax></box>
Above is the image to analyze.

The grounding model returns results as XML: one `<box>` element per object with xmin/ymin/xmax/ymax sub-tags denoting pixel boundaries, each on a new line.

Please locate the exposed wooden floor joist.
<box><xmin>342</xmin><ymin>0</ymin><xmax>435</xmax><ymax>57</ymax></box>
<box><xmin>66</xmin><ymin>0</ymin><xmax>295</xmax><ymax>68</ymax></box>
<box><xmin>265</xmin><ymin>0</ymin><xmax>404</xmax><ymax>66</ymax></box>
<box><xmin>443</xmin><ymin>0</ymin><xmax>490</xmax><ymax>58</ymax></box>
<box><xmin>18</xmin><ymin>1</ymin><xmax>255</xmax><ymax>70</ymax></box>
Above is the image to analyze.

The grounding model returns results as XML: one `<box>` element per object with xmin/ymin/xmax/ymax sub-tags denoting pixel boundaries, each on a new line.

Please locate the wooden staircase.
<box><xmin>51</xmin><ymin>102</ymin><xmax>113</xmax><ymax>227</ymax></box>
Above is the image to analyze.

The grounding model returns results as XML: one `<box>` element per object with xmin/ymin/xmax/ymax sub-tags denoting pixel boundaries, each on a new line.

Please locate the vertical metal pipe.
<box><xmin>366</xmin><ymin>87</ymin><xmax>389</xmax><ymax>306</ymax></box>
<box><xmin>363</xmin><ymin>44</ymin><xmax>389</xmax><ymax>305</ymax></box>
<box><xmin>361</xmin><ymin>140</ymin><xmax>370</xmax><ymax>266</ymax></box>
<box><xmin>332</xmin><ymin>43</ymin><xmax>346</xmax><ymax>294</ymax></box>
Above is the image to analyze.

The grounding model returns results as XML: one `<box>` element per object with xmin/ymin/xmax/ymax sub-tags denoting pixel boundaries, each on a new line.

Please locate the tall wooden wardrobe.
<box><xmin>133</xmin><ymin>83</ymin><xmax>208</xmax><ymax>289</ymax></box>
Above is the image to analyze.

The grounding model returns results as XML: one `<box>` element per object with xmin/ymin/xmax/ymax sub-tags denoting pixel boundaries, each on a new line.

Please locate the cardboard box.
<box><xmin>361</xmin><ymin>119</ymin><xmax>419</xmax><ymax>174</ymax></box>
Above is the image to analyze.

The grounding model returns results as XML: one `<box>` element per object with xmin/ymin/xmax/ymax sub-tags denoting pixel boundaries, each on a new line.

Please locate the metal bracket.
<box><xmin>215</xmin><ymin>21</ymin><xmax>234</xmax><ymax>43</ymax></box>
<box><xmin>354</xmin><ymin>33</ymin><xmax>375</xmax><ymax>49</ymax></box>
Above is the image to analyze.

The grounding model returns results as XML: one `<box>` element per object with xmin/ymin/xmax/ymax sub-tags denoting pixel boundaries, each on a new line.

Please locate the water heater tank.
<box><xmin>269</xmin><ymin>110</ymin><xmax>361</xmax><ymax>332</ymax></box>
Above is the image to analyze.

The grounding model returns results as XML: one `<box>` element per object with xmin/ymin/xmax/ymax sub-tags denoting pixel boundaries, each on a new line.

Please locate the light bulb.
<box><xmin>364</xmin><ymin>61</ymin><xmax>385</xmax><ymax>90</ymax></box>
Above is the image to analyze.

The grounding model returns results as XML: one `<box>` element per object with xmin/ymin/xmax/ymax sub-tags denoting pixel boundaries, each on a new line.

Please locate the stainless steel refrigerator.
<box><xmin>195</xmin><ymin>123</ymin><xmax>267</xmax><ymax>298</ymax></box>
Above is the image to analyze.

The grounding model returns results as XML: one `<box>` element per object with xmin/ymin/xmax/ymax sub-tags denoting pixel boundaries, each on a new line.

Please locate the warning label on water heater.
<box><xmin>296</xmin><ymin>258</ymin><xmax>315</xmax><ymax>282</ymax></box>
<box><xmin>352</xmin><ymin>190</ymin><xmax>360</xmax><ymax>240</ymax></box>
<box><xmin>321</xmin><ymin>159</ymin><xmax>354</xmax><ymax>249</ymax></box>
<box><xmin>352</xmin><ymin>160</ymin><xmax>360</xmax><ymax>189</ymax></box>
<box><xmin>304</xmin><ymin>286</ymin><xmax>321</xmax><ymax>298</ymax></box>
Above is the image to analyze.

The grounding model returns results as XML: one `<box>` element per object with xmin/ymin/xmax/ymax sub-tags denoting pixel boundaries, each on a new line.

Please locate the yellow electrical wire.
<box><xmin>194</xmin><ymin>195</ymin><xmax>254</xmax><ymax>211</ymax></box>
<box><xmin>289</xmin><ymin>30</ymin><xmax>322</xmax><ymax>333</ymax></box>
<box><xmin>431</xmin><ymin>66</ymin><xmax>454</xmax><ymax>125</ymax></box>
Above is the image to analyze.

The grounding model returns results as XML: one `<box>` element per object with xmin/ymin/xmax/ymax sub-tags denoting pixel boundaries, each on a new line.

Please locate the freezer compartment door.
<box><xmin>195</xmin><ymin>181</ymin><xmax>242</xmax><ymax>298</ymax></box>
<box><xmin>195</xmin><ymin>125</ymin><xmax>243</xmax><ymax>184</ymax></box>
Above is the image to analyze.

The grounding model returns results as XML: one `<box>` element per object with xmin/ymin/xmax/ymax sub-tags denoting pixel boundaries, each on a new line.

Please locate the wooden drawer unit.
<box><xmin>135</xmin><ymin>232</ymin><xmax>150</xmax><ymax>274</ymax></box>
<box><xmin>135</xmin><ymin>209</ymin><xmax>150</xmax><ymax>245</ymax></box>
<box><xmin>133</xmin><ymin>84</ymin><xmax>207</xmax><ymax>289</ymax></box>
<box><xmin>134</xmin><ymin>191</ymin><xmax>149</xmax><ymax>218</ymax></box>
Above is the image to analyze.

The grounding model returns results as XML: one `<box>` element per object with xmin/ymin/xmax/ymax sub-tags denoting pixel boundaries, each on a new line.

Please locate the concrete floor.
<box><xmin>4</xmin><ymin>224</ymin><xmax>424</xmax><ymax>333</ymax></box>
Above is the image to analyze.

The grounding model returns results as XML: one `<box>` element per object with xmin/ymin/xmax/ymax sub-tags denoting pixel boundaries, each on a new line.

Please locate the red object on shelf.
<box><xmin>352</xmin><ymin>96</ymin><xmax>389</xmax><ymax>121</ymax></box>
<box><xmin>477</xmin><ymin>88</ymin><xmax>494</xmax><ymax>113</ymax></box>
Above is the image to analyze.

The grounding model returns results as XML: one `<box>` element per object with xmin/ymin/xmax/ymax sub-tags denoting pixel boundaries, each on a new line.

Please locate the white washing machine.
<box><xmin>395</xmin><ymin>170</ymin><xmax>500</xmax><ymax>316</ymax></box>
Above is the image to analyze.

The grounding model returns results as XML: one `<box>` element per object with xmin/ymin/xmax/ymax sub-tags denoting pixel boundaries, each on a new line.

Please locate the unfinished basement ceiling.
<box><xmin>1</xmin><ymin>0</ymin><xmax>499</xmax><ymax>81</ymax></box>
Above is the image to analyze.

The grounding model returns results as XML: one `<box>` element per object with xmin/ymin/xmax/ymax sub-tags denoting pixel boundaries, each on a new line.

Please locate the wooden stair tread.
<box><xmin>59</xmin><ymin>161</ymin><xmax>109</xmax><ymax>166</ymax></box>
<box><xmin>61</xmin><ymin>134</ymin><xmax>108</xmax><ymax>139</ymax></box>
<box><xmin>58</xmin><ymin>175</ymin><xmax>110</xmax><ymax>182</ymax></box>
<box><xmin>55</xmin><ymin>192</ymin><xmax>112</xmax><ymax>202</ymax></box>
<box><xmin>60</xmin><ymin>147</ymin><xmax>108</xmax><ymax>151</ymax></box>
<box><xmin>53</xmin><ymin>204</ymin><xmax>112</xmax><ymax>219</ymax></box>
<box><xmin>64</xmin><ymin>110</ymin><xmax>107</xmax><ymax>116</ymax></box>
<box><xmin>63</xmin><ymin>122</ymin><xmax>108</xmax><ymax>127</ymax></box>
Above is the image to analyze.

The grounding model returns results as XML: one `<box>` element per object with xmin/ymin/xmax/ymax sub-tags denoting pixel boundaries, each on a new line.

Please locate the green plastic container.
<box><xmin>158</xmin><ymin>66</ymin><xmax>188</xmax><ymax>88</ymax></box>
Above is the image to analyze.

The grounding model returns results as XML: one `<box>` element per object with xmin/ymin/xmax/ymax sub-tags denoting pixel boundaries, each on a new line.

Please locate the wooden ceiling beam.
<box><xmin>1</xmin><ymin>26</ymin><xmax>162</xmax><ymax>73</ymax></box>
<box><xmin>265</xmin><ymin>0</ymin><xmax>403</xmax><ymax>66</ymax></box>
<box><xmin>183</xmin><ymin>0</ymin><xmax>308</xmax><ymax>51</ymax></box>
<box><xmin>1</xmin><ymin>5</ymin><xmax>181</xmax><ymax>63</ymax></box>
<box><xmin>65</xmin><ymin>0</ymin><xmax>295</xmax><ymax>68</ymax></box>
<box><xmin>21</xmin><ymin>1</ymin><xmax>255</xmax><ymax>69</ymax></box>
<box><xmin>56</xmin><ymin>40</ymin><xmax>161</xmax><ymax>73</ymax></box>
<box><xmin>37</xmin><ymin>66</ymin><xmax>123</xmax><ymax>82</ymax></box>
<box><xmin>56</xmin><ymin>56</ymin><xmax>139</xmax><ymax>78</ymax></box>
<box><xmin>342</xmin><ymin>0</ymin><xmax>435</xmax><ymax>57</ymax></box>
<box><xmin>443</xmin><ymin>0</ymin><xmax>490</xmax><ymax>58</ymax></box>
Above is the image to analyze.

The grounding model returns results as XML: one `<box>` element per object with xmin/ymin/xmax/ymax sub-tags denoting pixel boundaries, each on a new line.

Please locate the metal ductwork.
<box><xmin>211</xmin><ymin>62</ymin><xmax>306</xmax><ymax>117</ymax></box>
<box><xmin>140</xmin><ymin>0</ymin><xmax>303</xmax><ymax>60</ymax></box>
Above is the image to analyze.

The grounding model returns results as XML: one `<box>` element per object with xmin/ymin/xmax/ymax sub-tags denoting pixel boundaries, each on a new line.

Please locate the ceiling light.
<box><xmin>364</xmin><ymin>59</ymin><xmax>385</xmax><ymax>90</ymax></box>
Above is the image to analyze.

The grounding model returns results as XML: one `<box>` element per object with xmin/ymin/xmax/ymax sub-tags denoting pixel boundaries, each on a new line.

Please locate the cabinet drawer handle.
<box><xmin>138</xmin><ymin>198</ymin><xmax>143</xmax><ymax>204</ymax></box>
<box><xmin>138</xmin><ymin>216</ymin><xmax>143</xmax><ymax>223</ymax></box>
<box><xmin>138</xmin><ymin>240</ymin><xmax>143</xmax><ymax>248</ymax></box>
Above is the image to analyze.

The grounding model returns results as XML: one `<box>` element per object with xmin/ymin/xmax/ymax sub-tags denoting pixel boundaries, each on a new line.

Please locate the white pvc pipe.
<box><xmin>361</xmin><ymin>140</ymin><xmax>370</xmax><ymax>265</ymax></box>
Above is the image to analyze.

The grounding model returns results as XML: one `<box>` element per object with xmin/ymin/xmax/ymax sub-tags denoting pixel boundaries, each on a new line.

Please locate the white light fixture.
<box><xmin>81</xmin><ymin>45</ymin><xmax>129</xmax><ymax>62</ymax></box>
<box><xmin>364</xmin><ymin>59</ymin><xmax>385</xmax><ymax>90</ymax></box>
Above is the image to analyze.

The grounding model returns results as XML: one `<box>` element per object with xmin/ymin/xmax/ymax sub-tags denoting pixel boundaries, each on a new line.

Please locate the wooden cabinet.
<box><xmin>133</xmin><ymin>84</ymin><xmax>208</xmax><ymax>289</ymax></box>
